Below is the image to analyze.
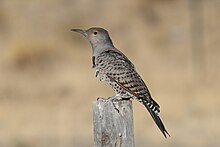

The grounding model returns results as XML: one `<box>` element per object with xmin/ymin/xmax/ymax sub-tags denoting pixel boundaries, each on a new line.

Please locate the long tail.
<box><xmin>141</xmin><ymin>99</ymin><xmax>170</xmax><ymax>138</ymax></box>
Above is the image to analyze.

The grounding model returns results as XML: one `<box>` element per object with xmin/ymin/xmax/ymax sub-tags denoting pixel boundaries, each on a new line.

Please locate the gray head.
<box><xmin>71</xmin><ymin>27</ymin><xmax>114</xmax><ymax>55</ymax></box>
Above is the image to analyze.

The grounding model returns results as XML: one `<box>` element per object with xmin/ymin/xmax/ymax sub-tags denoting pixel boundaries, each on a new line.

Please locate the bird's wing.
<box><xmin>97</xmin><ymin>49</ymin><xmax>159</xmax><ymax>107</ymax></box>
<box><xmin>97</xmin><ymin>49</ymin><xmax>170</xmax><ymax>138</ymax></box>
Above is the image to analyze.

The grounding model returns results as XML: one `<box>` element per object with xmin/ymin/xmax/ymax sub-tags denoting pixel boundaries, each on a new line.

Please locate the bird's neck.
<box><xmin>91</xmin><ymin>41</ymin><xmax>114</xmax><ymax>56</ymax></box>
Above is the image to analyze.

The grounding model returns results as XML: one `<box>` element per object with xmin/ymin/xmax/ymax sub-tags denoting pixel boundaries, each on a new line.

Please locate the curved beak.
<box><xmin>71</xmin><ymin>29</ymin><xmax>87</xmax><ymax>37</ymax></box>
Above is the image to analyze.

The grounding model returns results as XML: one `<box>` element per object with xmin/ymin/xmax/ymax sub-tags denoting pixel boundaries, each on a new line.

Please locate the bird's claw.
<box><xmin>97</xmin><ymin>96</ymin><xmax>120</xmax><ymax>113</ymax></box>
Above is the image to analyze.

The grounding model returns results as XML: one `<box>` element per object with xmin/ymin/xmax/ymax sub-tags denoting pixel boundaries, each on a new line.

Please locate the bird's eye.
<box><xmin>93</xmin><ymin>31</ymin><xmax>98</xmax><ymax>35</ymax></box>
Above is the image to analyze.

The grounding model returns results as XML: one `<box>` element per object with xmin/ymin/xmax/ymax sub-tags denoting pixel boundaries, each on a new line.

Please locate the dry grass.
<box><xmin>0</xmin><ymin>0</ymin><xmax>220</xmax><ymax>147</ymax></box>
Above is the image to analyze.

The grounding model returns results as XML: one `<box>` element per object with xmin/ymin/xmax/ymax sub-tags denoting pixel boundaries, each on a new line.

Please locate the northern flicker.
<box><xmin>71</xmin><ymin>27</ymin><xmax>170</xmax><ymax>138</ymax></box>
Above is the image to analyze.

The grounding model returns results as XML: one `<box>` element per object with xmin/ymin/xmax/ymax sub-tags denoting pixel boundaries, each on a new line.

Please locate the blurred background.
<box><xmin>0</xmin><ymin>0</ymin><xmax>219</xmax><ymax>146</ymax></box>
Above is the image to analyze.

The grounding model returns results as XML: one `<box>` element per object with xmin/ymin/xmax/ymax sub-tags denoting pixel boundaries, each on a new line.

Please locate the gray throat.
<box><xmin>91</xmin><ymin>42</ymin><xmax>114</xmax><ymax>57</ymax></box>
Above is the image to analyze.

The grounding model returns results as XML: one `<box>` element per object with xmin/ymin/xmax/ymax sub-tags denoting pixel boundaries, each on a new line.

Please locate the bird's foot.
<box><xmin>97</xmin><ymin>96</ymin><xmax>121</xmax><ymax>113</ymax></box>
<box><xmin>107</xmin><ymin>96</ymin><xmax>121</xmax><ymax>113</ymax></box>
<box><xmin>97</xmin><ymin>97</ymin><xmax>107</xmax><ymax>101</ymax></box>
<box><xmin>107</xmin><ymin>96</ymin><xmax>121</xmax><ymax>101</ymax></box>
<box><xmin>97</xmin><ymin>96</ymin><xmax>121</xmax><ymax>102</ymax></box>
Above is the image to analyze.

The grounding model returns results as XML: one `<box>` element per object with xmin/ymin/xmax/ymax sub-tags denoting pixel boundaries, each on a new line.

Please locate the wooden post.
<box><xmin>93</xmin><ymin>99</ymin><xmax>135</xmax><ymax>147</ymax></box>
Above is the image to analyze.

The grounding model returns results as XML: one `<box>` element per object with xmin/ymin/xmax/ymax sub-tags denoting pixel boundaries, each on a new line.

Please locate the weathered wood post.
<box><xmin>93</xmin><ymin>99</ymin><xmax>135</xmax><ymax>147</ymax></box>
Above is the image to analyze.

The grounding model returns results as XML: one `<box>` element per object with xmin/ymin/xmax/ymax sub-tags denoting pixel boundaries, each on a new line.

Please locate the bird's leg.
<box><xmin>121</xmin><ymin>98</ymin><xmax>131</xmax><ymax>100</ymax></box>
<box><xmin>108</xmin><ymin>96</ymin><xmax>120</xmax><ymax>113</ymax></box>
<box><xmin>107</xmin><ymin>95</ymin><xmax>121</xmax><ymax>101</ymax></box>
<box><xmin>97</xmin><ymin>96</ymin><xmax>121</xmax><ymax>113</ymax></box>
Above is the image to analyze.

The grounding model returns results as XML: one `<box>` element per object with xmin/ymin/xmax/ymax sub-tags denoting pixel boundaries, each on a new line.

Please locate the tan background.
<box><xmin>0</xmin><ymin>0</ymin><xmax>219</xmax><ymax>146</ymax></box>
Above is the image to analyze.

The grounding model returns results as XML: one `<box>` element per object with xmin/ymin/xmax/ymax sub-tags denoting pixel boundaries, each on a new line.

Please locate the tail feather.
<box><xmin>142</xmin><ymin>100</ymin><xmax>170</xmax><ymax>138</ymax></box>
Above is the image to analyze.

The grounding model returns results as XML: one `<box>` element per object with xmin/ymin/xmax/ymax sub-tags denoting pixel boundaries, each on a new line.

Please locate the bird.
<box><xmin>71</xmin><ymin>27</ymin><xmax>170</xmax><ymax>138</ymax></box>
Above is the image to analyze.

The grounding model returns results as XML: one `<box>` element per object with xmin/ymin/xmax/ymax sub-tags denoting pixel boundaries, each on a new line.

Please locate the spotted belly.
<box><xmin>95</xmin><ymin>68</ymin><xmax>133</xmax><ymax>99</ymax></box>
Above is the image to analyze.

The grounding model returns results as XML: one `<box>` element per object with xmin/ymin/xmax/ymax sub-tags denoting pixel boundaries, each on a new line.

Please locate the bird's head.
<box><xmin>71</xmin><ymin>27</ymin><xmax>113</xmax><ymax>53</ymax></box>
